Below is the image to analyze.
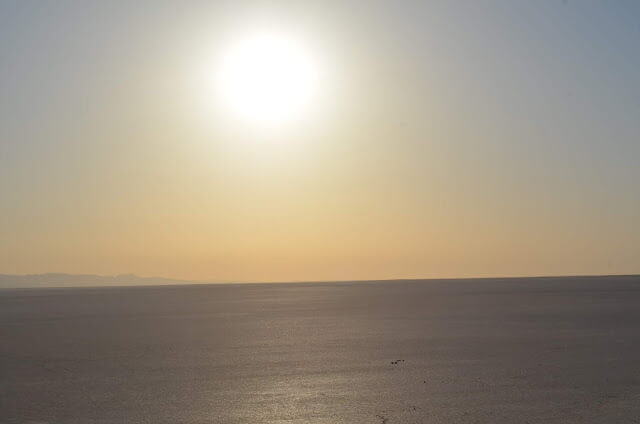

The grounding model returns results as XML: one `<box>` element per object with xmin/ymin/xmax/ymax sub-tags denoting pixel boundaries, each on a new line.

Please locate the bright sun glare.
<box><xmin>218</xmin><ymin>31</ymin><xmax>317</xmax><ymax>126</ymax></box>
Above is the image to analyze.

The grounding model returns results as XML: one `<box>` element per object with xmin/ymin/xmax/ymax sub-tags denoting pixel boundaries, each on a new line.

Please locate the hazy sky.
<box><xmin>1</xmin><ymin>0</ymin><xmax>639</xmax><ymax>282</ymax></box>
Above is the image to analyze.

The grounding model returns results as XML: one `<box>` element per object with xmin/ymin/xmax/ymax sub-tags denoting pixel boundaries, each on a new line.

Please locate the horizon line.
<box><xmin>1</xmin><ymin>272</ymin><xmax>639</xmax><ymax>290</ymax></box>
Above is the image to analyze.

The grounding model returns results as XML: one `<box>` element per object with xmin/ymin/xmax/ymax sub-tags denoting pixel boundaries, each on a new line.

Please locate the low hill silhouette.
<box><xmin>0</xmin><ymin>273</ymin><xmax>197</xmax><ymax>288</ymax></box>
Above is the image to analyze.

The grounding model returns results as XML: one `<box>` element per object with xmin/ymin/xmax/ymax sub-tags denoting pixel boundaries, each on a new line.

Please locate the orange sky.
<box><xmin>1</xmin><ymin>1</ymin><xmax>639</xmax><ymax>282</ymax></box>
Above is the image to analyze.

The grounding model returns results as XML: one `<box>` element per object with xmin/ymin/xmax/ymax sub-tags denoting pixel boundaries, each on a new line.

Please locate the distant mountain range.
<box><xmin>0</xmin><ymin>273</ymin><xmax>200</xmax><ymax>288</ymax></box>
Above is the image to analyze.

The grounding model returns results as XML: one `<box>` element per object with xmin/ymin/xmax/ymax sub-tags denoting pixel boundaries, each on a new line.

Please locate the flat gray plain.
<box><xmin>1</xmin><ymin>276</ymin><xmax>639</xmax><ymax>423</ymax></box>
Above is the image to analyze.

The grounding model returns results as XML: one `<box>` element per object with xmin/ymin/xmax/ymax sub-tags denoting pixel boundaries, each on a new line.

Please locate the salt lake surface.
<box><xmin>1</xmin><ymin>276</ymin><xmax>639</xmax><ymax>423</ymax></box>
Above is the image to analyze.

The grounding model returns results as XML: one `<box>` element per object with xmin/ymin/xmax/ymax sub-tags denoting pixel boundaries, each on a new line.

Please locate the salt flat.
<box><xmin>1</xmin><ymin>276</ymin><xmax>639</xmax><ymax>423</ymax></box>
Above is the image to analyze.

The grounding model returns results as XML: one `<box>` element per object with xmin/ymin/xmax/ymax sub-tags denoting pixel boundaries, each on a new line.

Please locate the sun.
<box><xmin>217</xmin><ymin>31</ymin><xmax>318</xmax><ymax>126</ymax></box>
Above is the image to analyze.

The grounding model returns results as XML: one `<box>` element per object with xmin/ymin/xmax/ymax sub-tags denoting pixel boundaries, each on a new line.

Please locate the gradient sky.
<box><xmin>1</xmin><ymin>0</ymin><xmax>639</xmax><ymax>282</ymax></box>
